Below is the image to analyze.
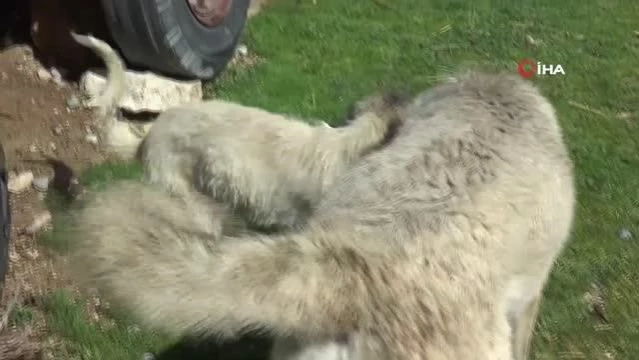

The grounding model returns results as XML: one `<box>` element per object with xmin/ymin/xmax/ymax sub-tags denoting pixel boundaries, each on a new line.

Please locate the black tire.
<box><xmin>100</xmin><ymin>0</ymin><xmax>250</xmax><ymax>80</ymax></box>
<box><xmin>0</xmin><ymin>144</ymin><xmax>10</xmax><ymax>295</ymax></box>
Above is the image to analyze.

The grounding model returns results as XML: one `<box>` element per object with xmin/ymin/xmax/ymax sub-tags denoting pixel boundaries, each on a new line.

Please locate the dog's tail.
<box><xmin>67</xmin><ymin>181</ymin><xmax>378</xmax><ymax>339</ymax></box>
<box><xmin>71</xmin><ymin>32</ymin><xmax>126</xmax><ymax>118</ymax></box>
<box><xmin>71</xmin><ymin>32</ymin><xmax>144</xmax><ymax>159</ymax></box>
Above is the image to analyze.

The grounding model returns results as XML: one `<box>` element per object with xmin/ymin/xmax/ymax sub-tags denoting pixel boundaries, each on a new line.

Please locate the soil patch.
<box><xmin>0</xmin><ymin>43</ymin><xmax>107</xmax><ymax>359</ymax></box>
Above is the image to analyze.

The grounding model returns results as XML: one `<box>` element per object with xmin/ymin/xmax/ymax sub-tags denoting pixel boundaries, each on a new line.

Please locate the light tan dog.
<box><xmin>67</xmin><ymin>72</ymin><xmax>575</xmax><ymax>360</ymax></box>
<box><xmin>72</xmin><ymin>33</ymin><xmax>406</xmax><ymax>229</ymax></box>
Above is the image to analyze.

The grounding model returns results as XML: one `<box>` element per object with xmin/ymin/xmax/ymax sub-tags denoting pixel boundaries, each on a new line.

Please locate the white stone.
<box><xmin>50</xmin><ymin>67</ymin><xmax>65</xmax><ymax>86</ymax></box>
<box><xmin>32</xmin><ymin>176</ymin><xmax>50</xmax><ymax>192</ymax></box>
<box><xmin>618</xmin><ymin>228</ymin><xmax>633</xmax><ymax>241</ymax></box>
<box><xmin>85</xmin><ymin>133</ymin><xmax>99</xmax><ymax>145</ymax></box>
<box><xmin>36</xmin><ymin>68</ymin><xmax>52</xmax><ymax>81</ymax></box>
<box><xmin>79</xmin><ymin>69</ymin><xmax>203</xmax><ymax>113</ymax></box>
<box><xmin>24</xmin><ymin>211</ymin><xmax>52</xmax><ymax>235</ymax></box>
<box><xmin>66</xmin><ymin>95</ymin><xmax>81</xmax><ymax>109</ymax></box>
<box><xmin>236</xmin><ymin>44</ymin><xmax>248</xmax><ymax>57</ymax></box>
<box><xmin>8</xmin><ymin>171</ymin><xmax>34</xmax><ymax>194</ymax></box>
<box><xmin>53</xmin><ymin>124</ymin><xmax>64</xmax><ymax>135</ymax></box>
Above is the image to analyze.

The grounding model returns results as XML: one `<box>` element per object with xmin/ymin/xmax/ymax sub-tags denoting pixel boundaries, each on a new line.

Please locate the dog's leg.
<box><xmin>511</xmin><ymin>294</ymin><xmax>542</xmax><ymax>360</ymax></box>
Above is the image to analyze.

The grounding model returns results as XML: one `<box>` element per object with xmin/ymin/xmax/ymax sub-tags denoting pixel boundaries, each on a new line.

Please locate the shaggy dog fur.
<box><xmin>72</xmin><ymin>33</ymin><xmax>407</xmax><ymax>229</ymax></box>
<box><xmin>65</xmin><ymin>71</ymin><xmax>575</xmax><ymax>360</ymax></box>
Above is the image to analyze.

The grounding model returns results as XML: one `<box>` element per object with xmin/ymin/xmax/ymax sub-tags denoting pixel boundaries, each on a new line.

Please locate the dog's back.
<box><xmin>301</xmin><ymin>72</ymin><xmax>574</xmax><ymax>359</ymax></box>
<box><xmin>140</xmin><ymin>94</ymin><xmax>405</xmax><ymax>230</ymax></box>
<box><xmin>67</xmin><ymin>72</ymin><xmax>574</xmax><ymax>360</ymax></box>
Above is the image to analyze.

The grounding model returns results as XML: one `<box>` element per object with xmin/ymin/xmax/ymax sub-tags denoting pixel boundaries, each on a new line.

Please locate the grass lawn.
<box><xmin>34</xmin><ymin>0</ymin><xmax>639</xmax><ymax>358</ymax></box>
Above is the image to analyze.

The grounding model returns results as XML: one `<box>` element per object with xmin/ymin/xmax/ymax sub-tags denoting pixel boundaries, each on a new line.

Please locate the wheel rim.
<box><xmin>186</xmin><ymin>0</ymin><xmax>232</xmax><ymax>27</ymax></box>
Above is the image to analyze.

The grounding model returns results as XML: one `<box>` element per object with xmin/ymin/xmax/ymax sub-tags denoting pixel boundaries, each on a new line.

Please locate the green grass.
<box><xmin>9</xmin><ymin>303</ymin><xmax>36</xmax><ymax>328</ymax></box>
<box><xmin>44</xmin><ymin>291</ymin><xmax>169</xmax><ymax>360</ymax></box>
<box><xmin>41</xmin><ymin>0</ymin><xmax>639</xmax><ymax>358</ymax></box>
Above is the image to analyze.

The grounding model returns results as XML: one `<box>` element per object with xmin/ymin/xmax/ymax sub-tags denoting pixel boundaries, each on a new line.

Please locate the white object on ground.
<box><xmin>24</xmin><ymin>211</ymin><xmax>52</xmax><ymax>235</ymax></box>
<box><xmin>79</xmin><ymin>69</ymin><xmax>203</xmax><ymax>113</ymax></box>
<box><xmin>8</xmin><ymin>171</ymin><xmax>34</xmax><ymax>194</ymax></box>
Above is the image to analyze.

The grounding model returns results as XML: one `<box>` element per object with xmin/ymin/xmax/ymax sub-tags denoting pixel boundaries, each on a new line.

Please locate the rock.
<box><xmin>53</xmin><ymin>124</ymin><xmax>64</xmax><ymax>135</ymax></box>
<box><xmin>8</xmin><ymin>171</ymin><xmax>34</xmax><ymax>193</ymax></box>
<box><xmin>617</xmin><ymin>228</ymin><xmax>633</xmax><ymax>241</ymax></box>
<box><xmin>36</xmin><ymin>68</ymin><xmax>52</xmax><ymax>81</ymax></box>
<box><xmin>68</xmin><ymin>177</ymin><xmax>84</xmax><ymax>200</ymax></box>
<box><xmin>236</xmin><ymin>44</ymin><xmax>248</xmax><ymax>57</ymax></box>
<box><xmin>32</xmin><ymin>176</ymin><xmax>50</xmax><ymax>192</ymax></box>
<box><xmin>142</xmin><ymin>353</ymin><xmax>156</xmax><ymax>360</ymax></box>
<box><xmin>23</xmin><ymin>211</ymin><xmax>52</xmax><ymax>235</ymax></box>
<box><xmin>85</xmin><ymin>133</ymin><xmax>98</xmax><ymax>145</ymax></box>
<box><xmin>66</xmin><ymin>95</ymin><xmax>81</xmax><ymax>109</ymax></box>
<box><xmin>50</xmin><ymin>67</ymin><xmax>64</xmax><ymax>86</ymax></box>
<box><xmin>525</xmin><ymin>34</ymin><xmax>538</xmax><ymax>46</ymax></box>
<box><xmin>79</xmin><ymin>69</ymin><xmax>203</xmax><ymax>113</ymax></box>
<box><xmin>25</xmin><ymin>248</ymin><xmax>40</xmax><ymax>260</ymax></box>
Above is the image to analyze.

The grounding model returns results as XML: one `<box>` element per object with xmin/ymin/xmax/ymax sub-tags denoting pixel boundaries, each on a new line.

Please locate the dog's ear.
<box><xmin>346</xmin><ymin>90</ymin><xmax>411</xmax><ymax>121</ymax></box>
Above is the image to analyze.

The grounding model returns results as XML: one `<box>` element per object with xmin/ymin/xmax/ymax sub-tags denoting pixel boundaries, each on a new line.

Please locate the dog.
<box><xmin>72</xmin><ymin>33</ymin><xmax>408</xmax><ymax>229</ymax></box>
<box><xmin>66</xmin><ymin>71</ymin><xmax>575</xmax><ymax>360</ymax></box>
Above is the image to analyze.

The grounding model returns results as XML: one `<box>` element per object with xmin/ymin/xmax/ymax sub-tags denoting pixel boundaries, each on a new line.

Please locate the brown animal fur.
<box><xmin>72</xmin><ymin>33</ymin><xmax>408</xmax><ymax>229</ymax></box>
<box><xmin>66</xmin><ymin>72</ymin><xmax>575</xmax><ymax>360</ymax></box>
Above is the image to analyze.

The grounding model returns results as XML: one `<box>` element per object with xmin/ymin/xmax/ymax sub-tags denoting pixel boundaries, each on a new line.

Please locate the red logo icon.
<box><xmin>517</xmin><ymin>59</ymin><xmax>536</xmax><ymax>79</ymax></box>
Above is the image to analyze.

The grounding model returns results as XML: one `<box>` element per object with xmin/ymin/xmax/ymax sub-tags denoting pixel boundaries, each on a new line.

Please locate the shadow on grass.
<box><xmin>44</xmin><ymin>287</ymin><xmax>272</xmax><ymax>360</ymax></box>
<box><xmin>154</xmin><ymin>336</ymin><xmax>271</xmax><ymax>360</ymax></box>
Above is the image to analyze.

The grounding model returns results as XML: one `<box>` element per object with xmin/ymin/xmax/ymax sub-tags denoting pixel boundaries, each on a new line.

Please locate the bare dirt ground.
<box><xmin>0</xmin><ymin>43</ymin><xmax>109</xmax><ymax>359</ymax></box>
<box><xmin>0</xmin><ymin>1</ymin><xmax>269</xmax><ymax>358</ymax></box>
